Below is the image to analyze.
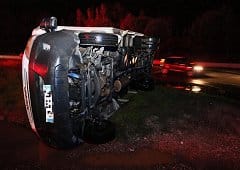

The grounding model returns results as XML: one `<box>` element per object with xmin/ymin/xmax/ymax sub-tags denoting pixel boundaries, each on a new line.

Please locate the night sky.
<box><xmin>0</xmin><ymin>0</ymin><xmax>239</xmax><ymax>60</ymax></box>
<box><xmin>1</xmin><ymin>0</ymin><xmax>230</xmax><ymax>16</ymax></box>
<box><xmin>0</xmin><ymin>0</ymin><xmax>232</xmax><ymax>25</ymax></box>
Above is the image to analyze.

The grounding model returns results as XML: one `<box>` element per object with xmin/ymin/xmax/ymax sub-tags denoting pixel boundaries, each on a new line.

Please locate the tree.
<box><xmin>95</xmin><ymin>3</ymin><xmax>112</xmax><ymax>26</ymax></box>
<box><xmin>120</xmin><ymin>13</ymin><xmax>137</xmax><ymax>30</ymax></box>
<box><xmin>75</xmin><ymin>8</ymin><xmax>85</xmax><ymax>26</ymax></box>
<box><xmin>144</xmin><ymin>17</ymin><xmax>172</xmax><ymax>38</ymax></box>
<box><xmin>189</xmin><ymin>5</ymin><xmax>240</xmax><ymax>61</ymax></box>
<box><xmin>85</xmin><ymin>8</ymin><xmax>95</xmax><ymax>26</ymax></box>
<box><xmin>107</xmin><ymin>3</ymin><xmax>127</xmax><ymax>27</ymax></box>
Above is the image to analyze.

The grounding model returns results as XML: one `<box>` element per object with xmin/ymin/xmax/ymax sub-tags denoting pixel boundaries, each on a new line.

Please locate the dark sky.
<box><xmin>1</xmin><ymin>0</ymin><xmax>235</xmax><ymax>24</ymax></box>
<box><xmin>0</xmin><ymin>0</ymin><xmax>230</xmax><ymax>15</ymax></box>
<box><xmin>0</xmin><ymin>0</ymin><xmax>236</xmax><ymax>32</ymax></box>
<box><xmin>0</xmin><ymin>0</ymin><xmax>231</xmax><ymax>26</ymax></box>
<box><xmin>0</xmin><ymin>0</ymin><xmax>237</xmax><ymax>54</ymax></box>
<box><xmin>1</xmin><ymin>0</ymin><xmax>234</xmax><ymax>26</ymax></box>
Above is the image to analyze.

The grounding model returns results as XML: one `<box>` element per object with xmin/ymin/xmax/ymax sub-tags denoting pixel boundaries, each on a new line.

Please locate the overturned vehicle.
<box><xmin>22</xmin><ymin>17</ymin><xmax>159</xmax><ymax>148</ymax></box>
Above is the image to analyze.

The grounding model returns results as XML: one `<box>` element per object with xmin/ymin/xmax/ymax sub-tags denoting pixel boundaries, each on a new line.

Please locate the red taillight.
<box><xmin>153</xmin><ymin>60</ymin><xmax>160</xmax><ymax>65</ymax></box>
<box><xmin>30</xmin><ymin>62</ymin><xmax>48</xmax><ymax>77</ymax></box>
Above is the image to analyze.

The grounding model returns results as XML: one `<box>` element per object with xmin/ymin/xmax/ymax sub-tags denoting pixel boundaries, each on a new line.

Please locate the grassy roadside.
<box><xmin>111</xmin><ymin>86</ymin><xmax>240</xmax><ymax>141</ymax></box>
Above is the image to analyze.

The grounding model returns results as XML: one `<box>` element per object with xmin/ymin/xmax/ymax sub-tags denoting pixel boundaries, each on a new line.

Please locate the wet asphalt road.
<box><xmin>0</xmin><ymin>121</ymin><xmax>174</xmax><ymax>169</ymax></box>
<box><xmin>152</xmin><ymin>69</ymin><xmax>240</xmax><ymax>101</ymax></box>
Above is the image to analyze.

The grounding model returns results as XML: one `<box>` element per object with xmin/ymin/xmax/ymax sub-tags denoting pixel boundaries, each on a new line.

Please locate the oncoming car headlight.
<box><xmin>193</xmin><ymin>65</ymin><xmax>203</xmax><ymax>72</ymax></box>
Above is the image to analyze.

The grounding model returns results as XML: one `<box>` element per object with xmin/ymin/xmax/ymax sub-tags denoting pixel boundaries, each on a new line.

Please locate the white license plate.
<box><xmin>43</xmin><ymin>85</ymin><xmax>54</xmax><ymax>123</ymax></box>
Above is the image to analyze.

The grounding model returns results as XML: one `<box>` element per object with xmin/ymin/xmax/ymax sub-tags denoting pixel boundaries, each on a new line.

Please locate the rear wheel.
<box><xmin>130</xmin><ymin>73</ymin><xmax>154</xmax><ymax>91</ymax></box>
<box><xmin>83</xmin><ymin>119</ymin><xmax>116</xmax><ymax>144</ymax></box>
<box><xmin>79</xmin><ymin>33</ymin><xmax>118</xmax><ymax>47</ymax></box>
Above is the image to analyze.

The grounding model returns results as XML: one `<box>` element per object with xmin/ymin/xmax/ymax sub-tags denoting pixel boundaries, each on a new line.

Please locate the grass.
<box><xmin>111</xmin><ymin>86</ymin><xmax>240</xmax><ymax>141</ymax></box>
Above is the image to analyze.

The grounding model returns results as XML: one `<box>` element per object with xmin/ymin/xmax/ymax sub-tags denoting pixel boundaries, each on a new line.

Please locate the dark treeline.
<box><xmin>0</xmin><ymin>1</ymin><xmax>239</xmax><ymax>62</ymax></box>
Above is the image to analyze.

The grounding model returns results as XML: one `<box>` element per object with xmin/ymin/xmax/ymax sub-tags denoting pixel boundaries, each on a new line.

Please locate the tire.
<box><xmin>79</xmin><ymin>33</ymin><xmax>118</xmax><ymax>47</ymax></box>
<box><xmin>133</xmin><ymin>36</ymin><xmax>158</xmax><ymax>50</ymax></box>
<box><xmin>131</xmin><ymin>73</ymin><xmax>155</xmax><ymax>91</ymax></box>
<box><xmin>83</xmin><ymin>119</ymin><xmax>116</xmax><ymax>144</ymax></box>
<box><xmin>140</xmin><ymin>76</ymin><xmax>155</xmax><ymax>91</ymax></box>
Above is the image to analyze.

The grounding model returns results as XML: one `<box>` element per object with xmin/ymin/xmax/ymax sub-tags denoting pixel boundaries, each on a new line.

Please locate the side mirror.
<box><xmin>40</xmin><ymin>16</ymin><xmax>57</xmax><ymax>32</ymax></box>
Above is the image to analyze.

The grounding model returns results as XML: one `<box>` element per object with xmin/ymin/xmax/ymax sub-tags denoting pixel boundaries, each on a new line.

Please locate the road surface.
<box><xmin>152</xmin><ymin>68</ymin><xmax>240</xmax><ymax>101</ymax></box>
